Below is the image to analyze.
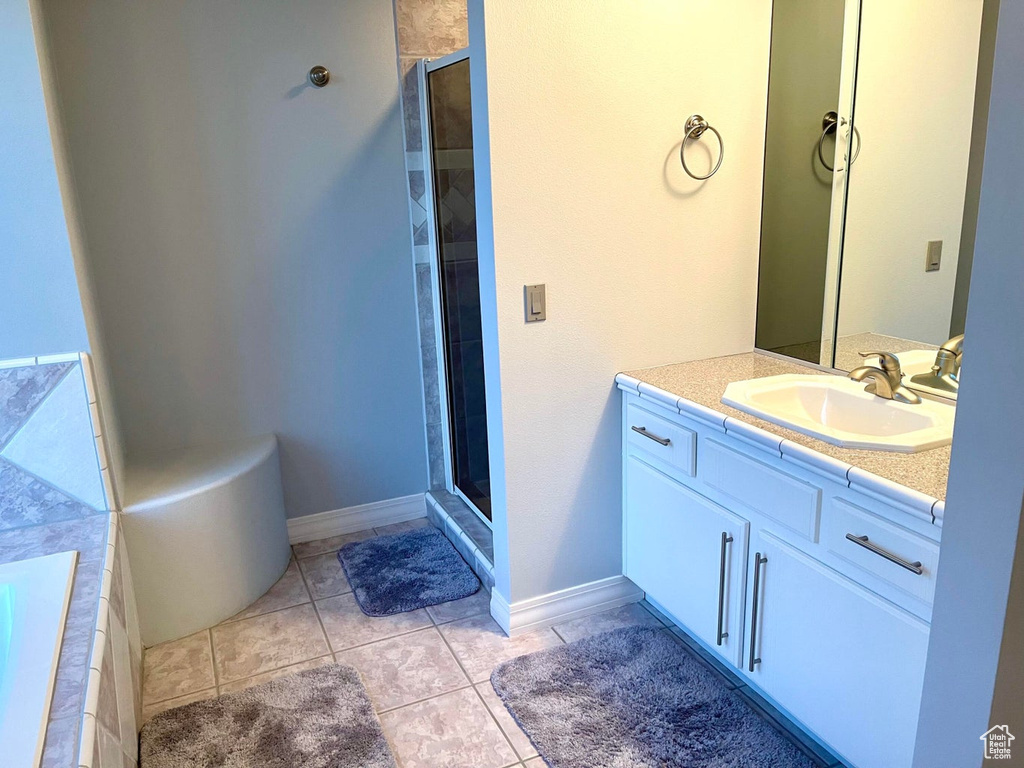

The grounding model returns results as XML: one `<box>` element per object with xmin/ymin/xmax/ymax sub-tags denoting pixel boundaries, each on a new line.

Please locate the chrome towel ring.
<box><xmin>817</xmin><ymin>110</ymin><xmax>861</xmax><ymax>172</ymax></box>
<box><xmin>680</xmin><ymin>114</ymin><xmax>724</xmax><ymax>180</ymax></box>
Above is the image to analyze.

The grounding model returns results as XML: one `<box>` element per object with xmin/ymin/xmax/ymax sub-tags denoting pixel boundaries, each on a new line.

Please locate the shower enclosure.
<box><xmin>422</xmin><ymin>51</ymin><xmax>491</xmax><ymax>522</ymax></box>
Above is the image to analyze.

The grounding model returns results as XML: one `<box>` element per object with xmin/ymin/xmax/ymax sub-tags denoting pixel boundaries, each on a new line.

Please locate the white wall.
<box><xmin>0</xmin><ymin>0</ymin><xmax>88</xmax><ymax>360</ymax></box>
<box><xmin>41</xmin><ymin>0</ymin><xmax>428</xmax><ymax>518</ymax></box>
<box><xmin>471</xmin><ymin>0</ymin><xmax>771</xmax><ymax>603</ymax></box>
<box><xmin>913</xmin><ymin>1</ymin><xmax>1024</xmax><ymax>762</ymax></box>
<box><xmin>837</xmin><ymin>0</ymin><xmax>983</xmax><ymax>345</ymax></box>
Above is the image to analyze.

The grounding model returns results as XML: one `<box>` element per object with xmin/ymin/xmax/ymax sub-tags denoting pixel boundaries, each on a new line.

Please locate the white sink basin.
<box><xmin>722</xmin><ymin>374</ymin><xmax>954</xmax><ymax>452</ymax></box>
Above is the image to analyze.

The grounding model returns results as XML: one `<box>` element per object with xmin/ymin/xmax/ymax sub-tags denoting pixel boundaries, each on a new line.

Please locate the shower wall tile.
<box><xmin>415</xmin><ymin>268</ymin><xmax>435</xmax><ymax>343</ymax></box>
<box><xmin>426</xmin><ymin>422</ymin><xmax>446</xmax><ymax>489</ymax></box>
<box><xmin>421</xmin><ymin>346</ymin><xmax>441</xmax><ymax>424</ymax></box>
<box><xmin>400</xmin><ymin>59</ymin><xmax>422</xmax><ymax>153</ymax></box>
<box><xmin>395</xmin><ymin>0</ymin><xmax>469</xmax><ymax>58</ymax></box>
<box><xmin>409</xmin><ymin>169</ymin><xmax>426</xmax><ymax>204</ymax></box>
<box><xmin>395</xmin><ymin>0</ymin><xmax>468</xmax><ymax>493</ymax></box>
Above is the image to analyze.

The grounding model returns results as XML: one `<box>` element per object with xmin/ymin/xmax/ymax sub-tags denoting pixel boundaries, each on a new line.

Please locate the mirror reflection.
<box><xmin>755</xmin><ymin>0</ymin><xmax>986</xmax><ymax>401</ymax></box>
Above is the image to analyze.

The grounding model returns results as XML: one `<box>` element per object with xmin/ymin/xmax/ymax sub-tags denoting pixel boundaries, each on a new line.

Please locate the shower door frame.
<box><xmin>418</xmin><ymin>49</ymin><xmax>492</xmax><ymax>529</ymax></box>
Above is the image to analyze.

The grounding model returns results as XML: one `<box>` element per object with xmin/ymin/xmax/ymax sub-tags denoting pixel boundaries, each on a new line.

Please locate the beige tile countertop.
<box><xmin>619</xmin><ymin>352</ymin><xmax>951</xmax><ymax>503</ymax></box>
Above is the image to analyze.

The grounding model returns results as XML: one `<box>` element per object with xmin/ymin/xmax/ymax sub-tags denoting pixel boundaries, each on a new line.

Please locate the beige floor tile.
<box><xmin>374</xmin><ymin>518</ymin><xmax>430</xmax><ymax>536</ymax></box>
<box><xmin>291</xmin><ymin>529</ymin><xmax>375</xmax><ymax>559</ymax></box>
<box><xmin>220</xmin><ymin>561</ymin><xmax>310</xmax><ymax>624</ymax></box>
<box><xmin>552</xmin><ymin>602</ymin><xmax>665</xmax><ymax>644</ymax></box>
<box><xmin>217</xmin><ymin>655</ymin><xmax>334</xmax><ymax>695</ymax></box>
<box><xmin>298</xmin><ymin>551</ymin><xmax>353</xmax><ymax>600</ymax></box>
<box><xmin>438</xmin><ymin>614</ymin><xmax>563</xmax><ymax>683</ymax></box>
<box><xmin>524</xmin><ymin>758</ymin><xmax>546</xmax><ymax>766</ymax></box>
<box><xmin>379</xmin><ymin>687</ymin><xmax>518</xmax><ymax>768</ymax></box>
<box><xmin>317</xmin><ymin>593</ymin><xmax>432</xmax><ymax>651</ymax></box>
<box><xmin>337</xmin><ymin>627</ymin><xmax>468</xmax><ymax>711</ymax></box>
<box><xmin>426</xmin><ymin>588</ymin><xmax>491</xmax><ymax>625</ymax></box>
<box><xmin>142</xmin><ymin>631</ymin><xmax>215</xmax><ymax>705</ymax></box>
<box><xmin>210</xmin><ymin>604</ymin><xmax>329</xmax><ymax>684</ymax></box>
<box><xmin>140</xmin><ymin>687</ymin><xmax>216</xmax><ymax>725</ymax></box>
<box><xmin>474</xmin><ymin>683</ymin><xmax>538</xmax><ymax>760</ymax></box>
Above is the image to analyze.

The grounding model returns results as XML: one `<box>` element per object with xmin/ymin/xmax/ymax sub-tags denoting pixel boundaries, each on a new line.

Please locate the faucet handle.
<box><xmin>858</xmin><ymin>350</ymin><xmax>901</xmax><ymax>371</ymax></box>
<box><xmin>858</xmin><ymin>351</ymin><xmax>903</xmax><ymax>385</ymax></box>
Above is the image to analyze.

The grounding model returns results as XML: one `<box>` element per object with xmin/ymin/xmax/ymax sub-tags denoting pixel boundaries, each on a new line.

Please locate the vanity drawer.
<box><xmin>703</xmin><ymin>438</ymin><xmax>821</xmax><ymax>541</ymax></box>
<box><xmin>625</xmin><ymin>400</ymin><xmax>696</xmax><ymax>477</ymax></box>
<box><xmin>826</xmin><ymin>498</ymin><xmax>939</xmax><ymax>606</ymax></box>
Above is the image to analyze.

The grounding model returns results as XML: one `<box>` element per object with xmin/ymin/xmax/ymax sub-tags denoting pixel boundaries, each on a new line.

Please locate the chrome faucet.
<box><xmin>848</xmin><ymin>351</ymin><xmax>922</xmax><ymax>404</ymax></box>
<box><xmin>910</xmin><ymin>334</ymin><xmax>962</xmax><ymax>394</ymax></box>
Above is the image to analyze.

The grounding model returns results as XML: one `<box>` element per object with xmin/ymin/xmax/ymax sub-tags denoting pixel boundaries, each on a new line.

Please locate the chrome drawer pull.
<box><xmin>717</xmin><ymin>532</ymin><xmax>733</xmax><ymax>646</ymax></box>
<box><xmin>845</xmin><ymin>534</ymin><xmax>924</xmax><ymax>575</ymax></box>
<box><xmin>749</xmin><ymin>553</ymin><xmax>767</xmax><ymax>672</ymax></box>
<box><xmin>631</xmin><ymin>426</ymin><xmax>671</xmax><ymax>446</ymax></box>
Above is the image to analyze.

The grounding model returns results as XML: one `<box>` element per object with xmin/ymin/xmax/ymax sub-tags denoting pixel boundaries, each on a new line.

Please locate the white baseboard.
<box><xmin>490</xmin><ymin>575</ymin><xmax>644</xmax><ymax>637</ymax></box>
<box><xmin>287</xmin><ymin>493</ymin><xmax>427</xmax><ymax>544</ymax></box>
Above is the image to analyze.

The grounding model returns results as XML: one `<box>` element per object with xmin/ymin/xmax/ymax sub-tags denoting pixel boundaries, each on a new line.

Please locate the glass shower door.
<box><xmin>426</xmin><ymin>56</ymin><xmax>491</xmax><ymax>521</ymax></box>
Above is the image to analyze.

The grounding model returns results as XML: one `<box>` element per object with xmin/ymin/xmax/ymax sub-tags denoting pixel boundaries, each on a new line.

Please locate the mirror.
<box><xmin>755</xmin><ymin>0</ymin><xmax>988</xmax><ymax>401</ymax></box>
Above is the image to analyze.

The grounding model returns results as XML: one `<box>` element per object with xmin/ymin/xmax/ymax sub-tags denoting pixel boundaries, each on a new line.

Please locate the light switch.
<box><xmin>525</xmin><ymin>284</ymin><xmax>546</xmax><ymax>322</ymax></box>
<box><xmin>925</xmin><ymin>240</ymin><xmax>942</xmax><ymax>272</ymax></box>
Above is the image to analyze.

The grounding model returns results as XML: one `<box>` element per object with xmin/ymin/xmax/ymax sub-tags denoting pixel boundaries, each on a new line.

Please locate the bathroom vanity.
<box><xmin>617</xmin><ymin>353</ymin><xmax>950</xmax><ymax>768</ymax></box>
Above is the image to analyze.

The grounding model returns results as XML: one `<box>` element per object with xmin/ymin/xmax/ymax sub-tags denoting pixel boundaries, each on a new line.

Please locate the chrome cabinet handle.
<box><xmin>631</xmin><ymin>426</ymin><xmax>671</xmax><ymax>446</ymax></box>
<box><xmin>749</xmin><ymin>553</ymin><xmax>767</xmax><ymax>672</ymax></box>
<box><xmin>845</xmin><ymin>534</ymin><xmax>924</xmax><ymax>575</ymax></box>
<box><xmin>717</xmin><ymin>532</ymin><xmax>734</xmax><ymax>646</ymax></box>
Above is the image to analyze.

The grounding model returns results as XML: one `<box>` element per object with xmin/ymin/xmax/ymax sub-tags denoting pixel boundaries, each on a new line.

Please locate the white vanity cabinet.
<box><xmin>749</xmin><ymin>531</ymin><xmax>929</xmax><ymax>768</ymax></box>
<box><xmin>620</xmin><ymin>388</ymin><xmax>940</xmax><ymax>768</ymax></box>
<box><xmin>625</xmin><ymin>454</ymin><xmax>749</xmax><ymax>667</ymax></box>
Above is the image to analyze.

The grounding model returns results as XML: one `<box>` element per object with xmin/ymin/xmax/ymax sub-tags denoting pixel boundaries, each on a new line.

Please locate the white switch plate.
<box><xmin>925</xmin><ymin>240</ymin><xmax>942</xmax><ymax>272</ymax></box>
<box><xmin>525</xmin><ymin>284</ymin><xmax>546</xmax><ymax>322</ymax></box>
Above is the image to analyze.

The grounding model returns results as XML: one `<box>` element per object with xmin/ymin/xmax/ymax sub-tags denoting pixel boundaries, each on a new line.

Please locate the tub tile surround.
<box><xmin>0</xmin><ymin>359</ymin><xmax>74</xmax><ymax>444</ymax></box>
<box><xmin>140</xmin><ymin>525</ymin><xmax>839</xmax><ymax>767</ymax></box>
<box><xmin>0</xmin><ymin>355</ymin><xmax>130</xmax><ymax>767</ymax></box>
<box><xmin>0</xmin><ymin>355</ymin><xmax>114</xmax><ymax>516</ymax></box>
<box><xmin>7</xmin><ymin>510</ymin><xmax>143</xmax><ymax>768</ymax></box>
<box><xmin>78</xmin><ymin>514</ymin><xmax>144</xmax><ymax>768</ymax></box>
<box><xmin>8</xmin><ymin>512</ymin><xmax>107</xmax><ymax>768</ymax></box>
<box><xmin>621</xmin><ymin>352</ymin><xmax>951</xmax><ymax>505</ymax></box>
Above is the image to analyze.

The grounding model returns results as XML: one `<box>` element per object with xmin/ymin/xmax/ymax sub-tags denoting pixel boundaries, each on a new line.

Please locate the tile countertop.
<box><xmin>619</xmin><ymin>352</ymin><xmax>951</xmax><ymax>504</ymax></box>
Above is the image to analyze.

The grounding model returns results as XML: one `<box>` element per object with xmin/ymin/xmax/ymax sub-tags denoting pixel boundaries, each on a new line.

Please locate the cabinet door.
<box><xmin>747</xmin><ymin>531</ymin><xmax>928</xmax><ymax>768</ymax></box>
<box><xmin>624</xmin><ymin>455</ymin><xmax>749</xmax><ymax>667</ymax></box>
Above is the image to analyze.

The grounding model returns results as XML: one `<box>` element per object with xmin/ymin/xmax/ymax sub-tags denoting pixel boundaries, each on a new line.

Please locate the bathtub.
<box><xmin>0</xmin><ymin>551</ymin><xmax>77</xmax><ymax>768</ymax></box>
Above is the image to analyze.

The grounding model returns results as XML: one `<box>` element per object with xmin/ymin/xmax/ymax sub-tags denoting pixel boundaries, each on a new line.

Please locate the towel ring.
<box><xmin>817</xmin><ymin>110</ymin><xmax>861</xmax><ymax>172</ymax></box>
<box><xmin>680</xmin><ymin>114</ymin><xmax>724</xmax><ymax>180</ymax></box>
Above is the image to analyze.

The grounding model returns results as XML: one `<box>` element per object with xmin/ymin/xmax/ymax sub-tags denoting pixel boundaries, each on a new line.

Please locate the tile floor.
<box><xmin>141</xmin><ymin>520</ymin><xmax>842</xmax><ymax>768</ymax></box>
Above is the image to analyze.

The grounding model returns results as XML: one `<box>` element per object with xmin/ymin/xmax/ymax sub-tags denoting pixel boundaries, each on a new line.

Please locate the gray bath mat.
<box><xmin>140</xmin><ymin>664</ymin><xmax>396</xmax><ymax>768</ymax></box>
<box><xmin>491</xmin><ymin>626</ymin><xmax>817</xmax><ymax>768</ymax></box>
<box><xmin>338</xmin><ymin>526</ymin><xmax>480</xmax><ymax>616</ymax></box>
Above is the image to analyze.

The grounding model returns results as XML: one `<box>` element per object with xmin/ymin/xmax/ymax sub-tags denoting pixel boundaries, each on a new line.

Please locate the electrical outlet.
<box><xmin>925</xmin><ymin>240</ymin><xmax>942</xmax><ymax>272</ymax></box>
